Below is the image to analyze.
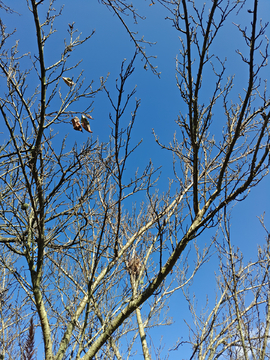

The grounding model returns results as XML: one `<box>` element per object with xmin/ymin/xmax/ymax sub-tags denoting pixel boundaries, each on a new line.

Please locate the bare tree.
<box><xmin>0</xmin><ymin>0</ymin><xmax>269</xmax><ymax>359</ymax></box>
<box><xmin>178</xmin><ymin>214</ymin><xmax>270</xmax><ymax>360</ymax></box>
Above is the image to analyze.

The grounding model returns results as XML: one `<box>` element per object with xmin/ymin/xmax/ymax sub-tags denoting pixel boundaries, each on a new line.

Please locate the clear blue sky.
<box><xmin>2</xmin><ymin>1</ymin><xmax>270</xmax><ymax>358</ymax></box>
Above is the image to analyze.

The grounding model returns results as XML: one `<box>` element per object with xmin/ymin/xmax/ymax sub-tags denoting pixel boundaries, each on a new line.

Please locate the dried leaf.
<box><xmin>23</xmin><ymin>317</ymin><xmax>35</xmax><ymax>360</ymax></box>
<box><xmin>71</xmin><ymin>117</ymin><xmax>82</xmax><ymax>132</ymax></box>
<box><xmin>84</xmin><ymin>114</ymin><xmax>93</xmax><ymax>120</ymax></box>
<box><xmin>62</xmin><ymin>77</ymin><xmax>75</xmax><ymax>87</ymax></box>
<box><xmin>81</xmin><ymin>115</ymin><xmax>93</xmax><ymax>133</ymax></box>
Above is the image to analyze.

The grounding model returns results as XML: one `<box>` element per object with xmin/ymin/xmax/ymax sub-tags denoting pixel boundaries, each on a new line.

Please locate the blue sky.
<box><xmin>1</xmin><ymin>0</ymin><xmax>270</xmax><ymax>358</ymax></box>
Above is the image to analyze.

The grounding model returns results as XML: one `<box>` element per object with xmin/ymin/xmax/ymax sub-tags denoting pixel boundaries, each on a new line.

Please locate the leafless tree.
<box><xmin>0</xmin><ymin>249</ymin><xmax>30</xmax><ymax>360</ymax></box>
<box><xmin>177</xmin><ymin>213</ymin><xmax>270</xmax><ymax>360</ymax></box>
<box><xmin>0</xmin><ymin>0</ymin><xmax>269</xmax><ymax>359</ymax></box>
